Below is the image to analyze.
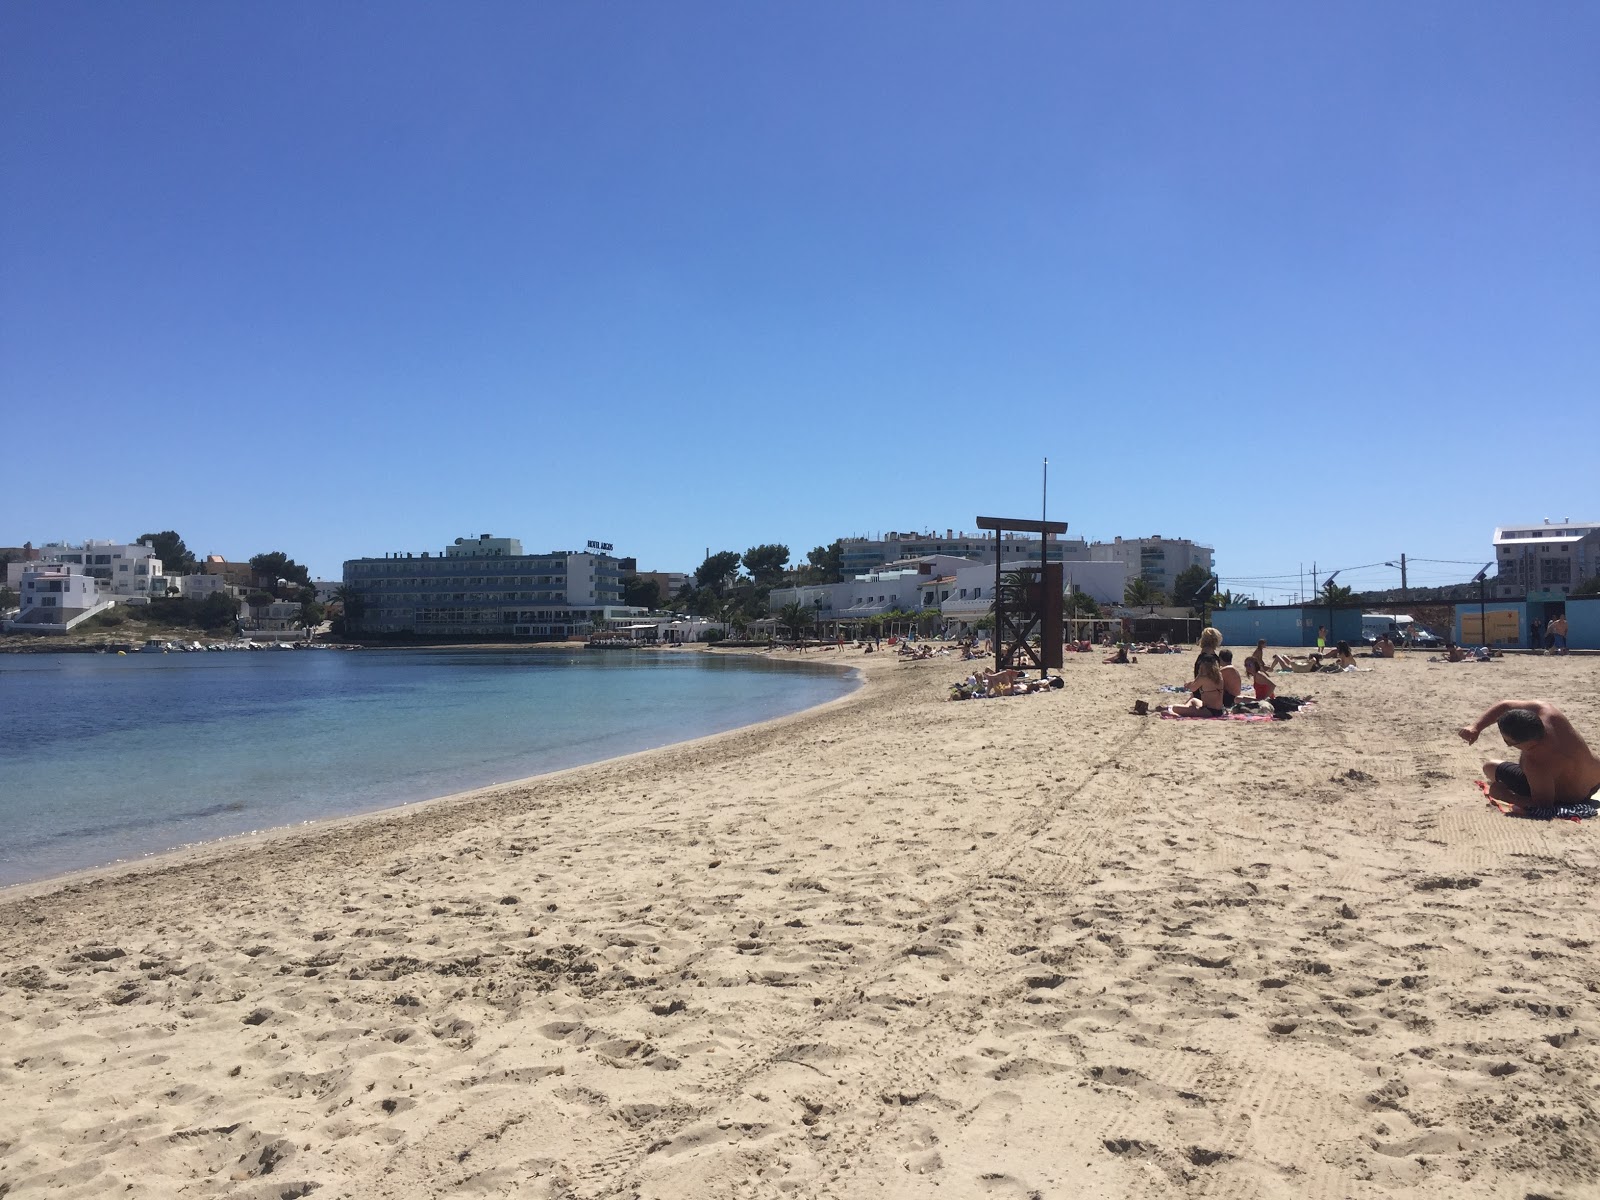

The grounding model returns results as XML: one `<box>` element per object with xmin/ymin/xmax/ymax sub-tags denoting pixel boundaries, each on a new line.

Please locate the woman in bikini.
<box><xmin>1167</xmin><ymin>657</ymin><xmax>1227</xmax><ymax>718</ymax></box>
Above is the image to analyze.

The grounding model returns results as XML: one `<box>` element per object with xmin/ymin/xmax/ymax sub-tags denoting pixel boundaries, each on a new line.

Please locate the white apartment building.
<box><xmin>770</xmin><ymin>556</ymin><xmax>1131</xmax><ymax>634</ymax></box>
<box><xmin>20</xmin><ymin>540</ymin><xmax>166</xmax><ymax>599</ymax></box>
<box><xmin>1493</xmin><ymin>518</ymin><xmax>1600</xmax><ymax>599</ymax></box>
<box><xmin>839</xmin><ymin>530</ymin><xmax>1091</xmax><ymax>575</ymax></box>
<box><xmin>1088</xmin><ymin>535</ymin><xmax>1213</xmax><ymax>598</ymax></box>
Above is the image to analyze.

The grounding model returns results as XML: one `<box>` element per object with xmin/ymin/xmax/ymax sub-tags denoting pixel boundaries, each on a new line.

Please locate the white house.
<box><xmin>177</xmin><ymin>573</ymin><xmax>237</xmax><ymax>601</ymax></box>
<box><xmin>3</xmin><ymin>565</ymin><xmax>114</xmax><ymax>632</ymax></box>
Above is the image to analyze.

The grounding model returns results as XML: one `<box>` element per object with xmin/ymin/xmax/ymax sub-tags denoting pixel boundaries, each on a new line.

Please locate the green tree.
<box><xmin>298</xmin><ymin>600</ymin><xmax>326</xmax><ymax>632</ymax></box>
<box><xmin>197</xmin><ymin>591</ymin><xmax>239</xmax><ymax>631</ymax></box>
<box><xmin>1124</xmin><ymin>577</ymin><xmax>1162</xmax><ymax>607</ymax></box>
<box><xmin>0</xmin><ymin>585</ymin><xmax>17</xmax><ymax>611</ymax></box>
<box><xmin>139</xmin><ymin>531</ymin><xmax>197</xmax><ymax>575</ymax></box>
<box><xmin>621</xmin><ymin>575</ymin><xmax>663</xmax><ymax>609</ymax></box>
<box><xmin>1066</xmin><ymin>589</ymin><xmax>1101</xmax><ymax>618</ymax></box>
<box><xmin>776</xmin><ymin>600</ymin><xmax>815</xmax><ymax>641</ymax></box>
<box><xmin>694</xmin><ymin>551</ymin><xmax>743</xmax><ymax>596</ymax></box>
<box><xmin>1321</xmin><ymin>580</ymin><xmax>1354</xmax><ymax>605</ymax></box>
<box><xmin>1573</xmin><ymin>575</ymin><xmax>1600</xmax><ymax>597</ymax></box>
<box><xmin>330</xmin><ymin>584</ymin><xmax>365</xmax><ymax>636</ymax></box>
<box><xmin>741</xmin><ymin>544</ymin><xmax>790</xmax><ymax>587</ymax></box>
<box><xmin>1171</xmin><ymin>565</ymin><xmax>1215</xmax><ymax>613</ymax></box>
<box><xmin>799</xmin><ymin>541</ymin><xmax>844</xmax><ymax>584</ymax></box>
<box><xmin>249</xmin><ymin>551</ymin><xmax>311</xmax><ymax>592</ymax></box>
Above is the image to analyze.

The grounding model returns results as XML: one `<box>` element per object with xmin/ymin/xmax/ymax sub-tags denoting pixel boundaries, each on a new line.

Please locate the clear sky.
<box><xmin>4</xmin><ymin>4</ymin><xmax>1596</xmax><ymax>600</ymax></box>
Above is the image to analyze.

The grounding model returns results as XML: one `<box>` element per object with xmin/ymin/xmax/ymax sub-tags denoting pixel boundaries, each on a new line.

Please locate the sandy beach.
<box><xmin>3</xmin><ymin>647</ymin><xmax>1598</xmax><ymax>1199</ymax></box>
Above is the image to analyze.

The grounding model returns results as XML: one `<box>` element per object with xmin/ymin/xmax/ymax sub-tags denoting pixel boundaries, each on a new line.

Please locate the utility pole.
<box><xmin>1400</xmin><ymin>553</ymin><xmax>1408</xmax><ymax>600</ymax></box>
<box><xmin>1311</xmin><ymin>561</ymin><xmax>1319</xmax><ymax>598</ymax></box>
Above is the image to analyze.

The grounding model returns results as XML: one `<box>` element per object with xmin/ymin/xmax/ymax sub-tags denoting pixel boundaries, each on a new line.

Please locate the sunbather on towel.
<box><xmin>1103</xmin><ymin>645</ymin><xmax>1132</xmax><ymax>664</ymax></box>
<box><xmin>1167</xmin><ymin>658</ymin><xmax>1227</xmax><ymax>718</ymax></box>
<box><xmin>1272</xmin><ymin>653</ymin><xmax>1323</xmax><ymax>674</ymax></box>
<box><xmin>1459</xmin><ymin>700</ymin><xmax>1600</xmax><ymax>814</ymax></box>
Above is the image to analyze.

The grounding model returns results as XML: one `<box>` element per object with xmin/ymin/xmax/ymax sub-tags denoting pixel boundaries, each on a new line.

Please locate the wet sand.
<box><xmin>2</xmin><ymin>647</ymin><xmax>1598</xmax><ymax>1198</ymax></box>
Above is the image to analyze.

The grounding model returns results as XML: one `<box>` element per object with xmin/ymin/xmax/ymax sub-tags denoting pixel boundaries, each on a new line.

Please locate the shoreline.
<box><xmin>4</xmin><ymin>649</ymin><xmax>1598</xmax><ymax>1197</ymax></box>
<box><xmin>0</xmin><ymin>651</ymin><xmax>862</xmax><ymax>901</ymax></box>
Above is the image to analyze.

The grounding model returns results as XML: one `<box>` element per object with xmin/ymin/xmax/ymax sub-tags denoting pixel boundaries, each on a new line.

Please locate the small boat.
<box><xmin>140</xmin><ymin>640</ymin><xmax>168</xmax><ymax>654</ymax></box>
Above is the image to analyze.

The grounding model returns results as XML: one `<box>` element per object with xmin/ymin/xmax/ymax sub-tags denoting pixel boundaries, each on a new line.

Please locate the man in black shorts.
<box><xmin>1459</xmin><ymin>700</ymin><xmax>1600</xmax><ymax>813</ymax></box>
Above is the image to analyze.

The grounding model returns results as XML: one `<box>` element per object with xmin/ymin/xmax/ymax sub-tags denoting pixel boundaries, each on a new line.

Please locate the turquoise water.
<box><xmin>0</xmin><ymin>650</ymin><xmax>856</xmax><ymax>886</ymax></box>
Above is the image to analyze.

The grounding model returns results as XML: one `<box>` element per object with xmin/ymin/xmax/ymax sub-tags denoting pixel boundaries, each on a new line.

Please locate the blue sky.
<box><xmin>4</xmin><ymin>4</ymin><xmax>1596</xmax><ymax>600</ymax></box>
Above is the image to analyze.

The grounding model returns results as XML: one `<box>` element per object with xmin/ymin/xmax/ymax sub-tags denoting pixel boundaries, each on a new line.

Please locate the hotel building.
<box><xmin>342</xmin><ymin>534</ymin><xmax>631</xmax><ymax>638</ymax></box>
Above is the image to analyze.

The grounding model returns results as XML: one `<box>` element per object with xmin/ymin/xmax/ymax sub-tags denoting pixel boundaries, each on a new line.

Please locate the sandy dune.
<box><xmin>3</xmin><ymin>647</ymin><xmax>1598</xmax><ymax>1198</ymax></box>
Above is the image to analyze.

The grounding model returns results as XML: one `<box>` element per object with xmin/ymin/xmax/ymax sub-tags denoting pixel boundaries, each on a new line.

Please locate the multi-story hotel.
<box><xmin>342</xmin><ymin>533</ymin><xmax>630</xmax><ymax>638</ymax></box>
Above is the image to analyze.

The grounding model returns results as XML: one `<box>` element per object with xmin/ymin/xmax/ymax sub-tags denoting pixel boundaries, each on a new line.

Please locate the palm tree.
<box><xmin>776</xmin><ymin>601</ymin><xmax>814</xmax><ymax>642</ymax></box>
<box><xmin>1124</xmin><ymin>577</ymin><xmax>1161</xmax><ymax>608</ymax></box>
<box><xmin>331</xmin><ymin>584</ymin><xmax>365</xmax><ymax>634</ymax></box>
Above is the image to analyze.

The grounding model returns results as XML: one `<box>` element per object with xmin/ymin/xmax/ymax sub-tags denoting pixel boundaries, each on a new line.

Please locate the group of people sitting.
<box><xmin>1165</xmin><ymin>631</ymin><xmax>1306</xmax><ymax>718</ymax></box>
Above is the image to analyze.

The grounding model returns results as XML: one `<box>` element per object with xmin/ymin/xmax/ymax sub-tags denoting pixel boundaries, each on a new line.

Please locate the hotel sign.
<box><xmin>587</xmin><ymin>540</ymin><xmax>614</xmax><ymax>552</ymax></box>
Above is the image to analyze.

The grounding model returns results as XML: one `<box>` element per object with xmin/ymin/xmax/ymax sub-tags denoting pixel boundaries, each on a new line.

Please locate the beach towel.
<box><xmin>1474</xmin><ymin>779</ymin><xmax>1600</xmax><ymax>821</ymax></box>
<box><xmin>1160</xmin><ymin>709</ymin><xmax>1277</xmax><ymax>723</ymax></box>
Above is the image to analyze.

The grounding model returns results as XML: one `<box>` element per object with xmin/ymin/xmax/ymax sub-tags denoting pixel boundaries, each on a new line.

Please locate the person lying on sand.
<box><xmin>1167</xmin><ymin>658</ymin><xmax>1227</xmax><ymax>718</ymax></box>
<box><xmin>1271</xmin><ymin>653</ymin><xmax>1323</xmax><ymax>674</ymax></box>
<box><xmin>1459</xmin><ymin>700</ymin><xmax>1600</xmax><ymax>814</ymax></box>
<box><xmin>1103</xmin><ymin>645</ymin><xmax>1132</xmax><ymax>664</ymax></box>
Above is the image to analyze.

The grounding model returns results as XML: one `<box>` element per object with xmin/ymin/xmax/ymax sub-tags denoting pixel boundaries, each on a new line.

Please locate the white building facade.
<box><xmin>18</xmin><ymin>540</ymin><xmax>166</xmax><ymax>599</ymax></box>
<box><xmin>1088</xmin><ymin>535</ymin><xmax>1213</xmax><ymax>598</ymax></box>
<box><xmin>769</xmin><ymin>556</ymin><xmax>1132</xmax><ymax>635</ymax></box>
<box><xmin>838</xmin><ymin>530</ymin><xmax>1091</xmax><ymax>576</ymax></box>
<box><xmin>1493</xmin><ymin>518</ymin><xmax>1600</xmax><ymax>599</ymax></box>
<box><xmin>3</xmin><ymin>564</ymin><xmax>113</xmax><ymax>632</ymax></box>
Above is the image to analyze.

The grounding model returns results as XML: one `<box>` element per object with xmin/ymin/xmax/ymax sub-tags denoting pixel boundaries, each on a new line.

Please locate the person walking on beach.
<box><xmin>1550</xmin><ymin>614</ymin><xmax>1569</xmax><ymax>655</ymax></box>
<box><xmin>1459</xmin><ymin>699</ymin><xmax>1600</xmax><ymax>813</ymax></box>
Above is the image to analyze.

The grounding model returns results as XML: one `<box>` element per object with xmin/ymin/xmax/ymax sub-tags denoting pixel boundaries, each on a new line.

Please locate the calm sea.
<box><xmin>0</xmin><ymin>649</ymin><xmax>857</xmax><ymax>887</ymax></box>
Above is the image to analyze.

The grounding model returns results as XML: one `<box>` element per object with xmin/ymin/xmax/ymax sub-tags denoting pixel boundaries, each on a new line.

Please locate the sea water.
<box><xmin>0</xmin><ymin>649</ymin><xmax>856</xmax><ymax>886</ymax></box>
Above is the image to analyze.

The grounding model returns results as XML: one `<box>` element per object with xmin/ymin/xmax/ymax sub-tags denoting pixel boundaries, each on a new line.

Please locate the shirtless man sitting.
<box><xmin>1458</xmin><ymin>700</ymin><xmax>1600</xmax><ymax>814</ymax></box>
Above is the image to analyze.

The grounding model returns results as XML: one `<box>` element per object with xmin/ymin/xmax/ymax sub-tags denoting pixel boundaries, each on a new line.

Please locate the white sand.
<box><xmin>2</xmin><ymin>647</ymin><xmax>1598</xmax><ymax>1198</ymax></box>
